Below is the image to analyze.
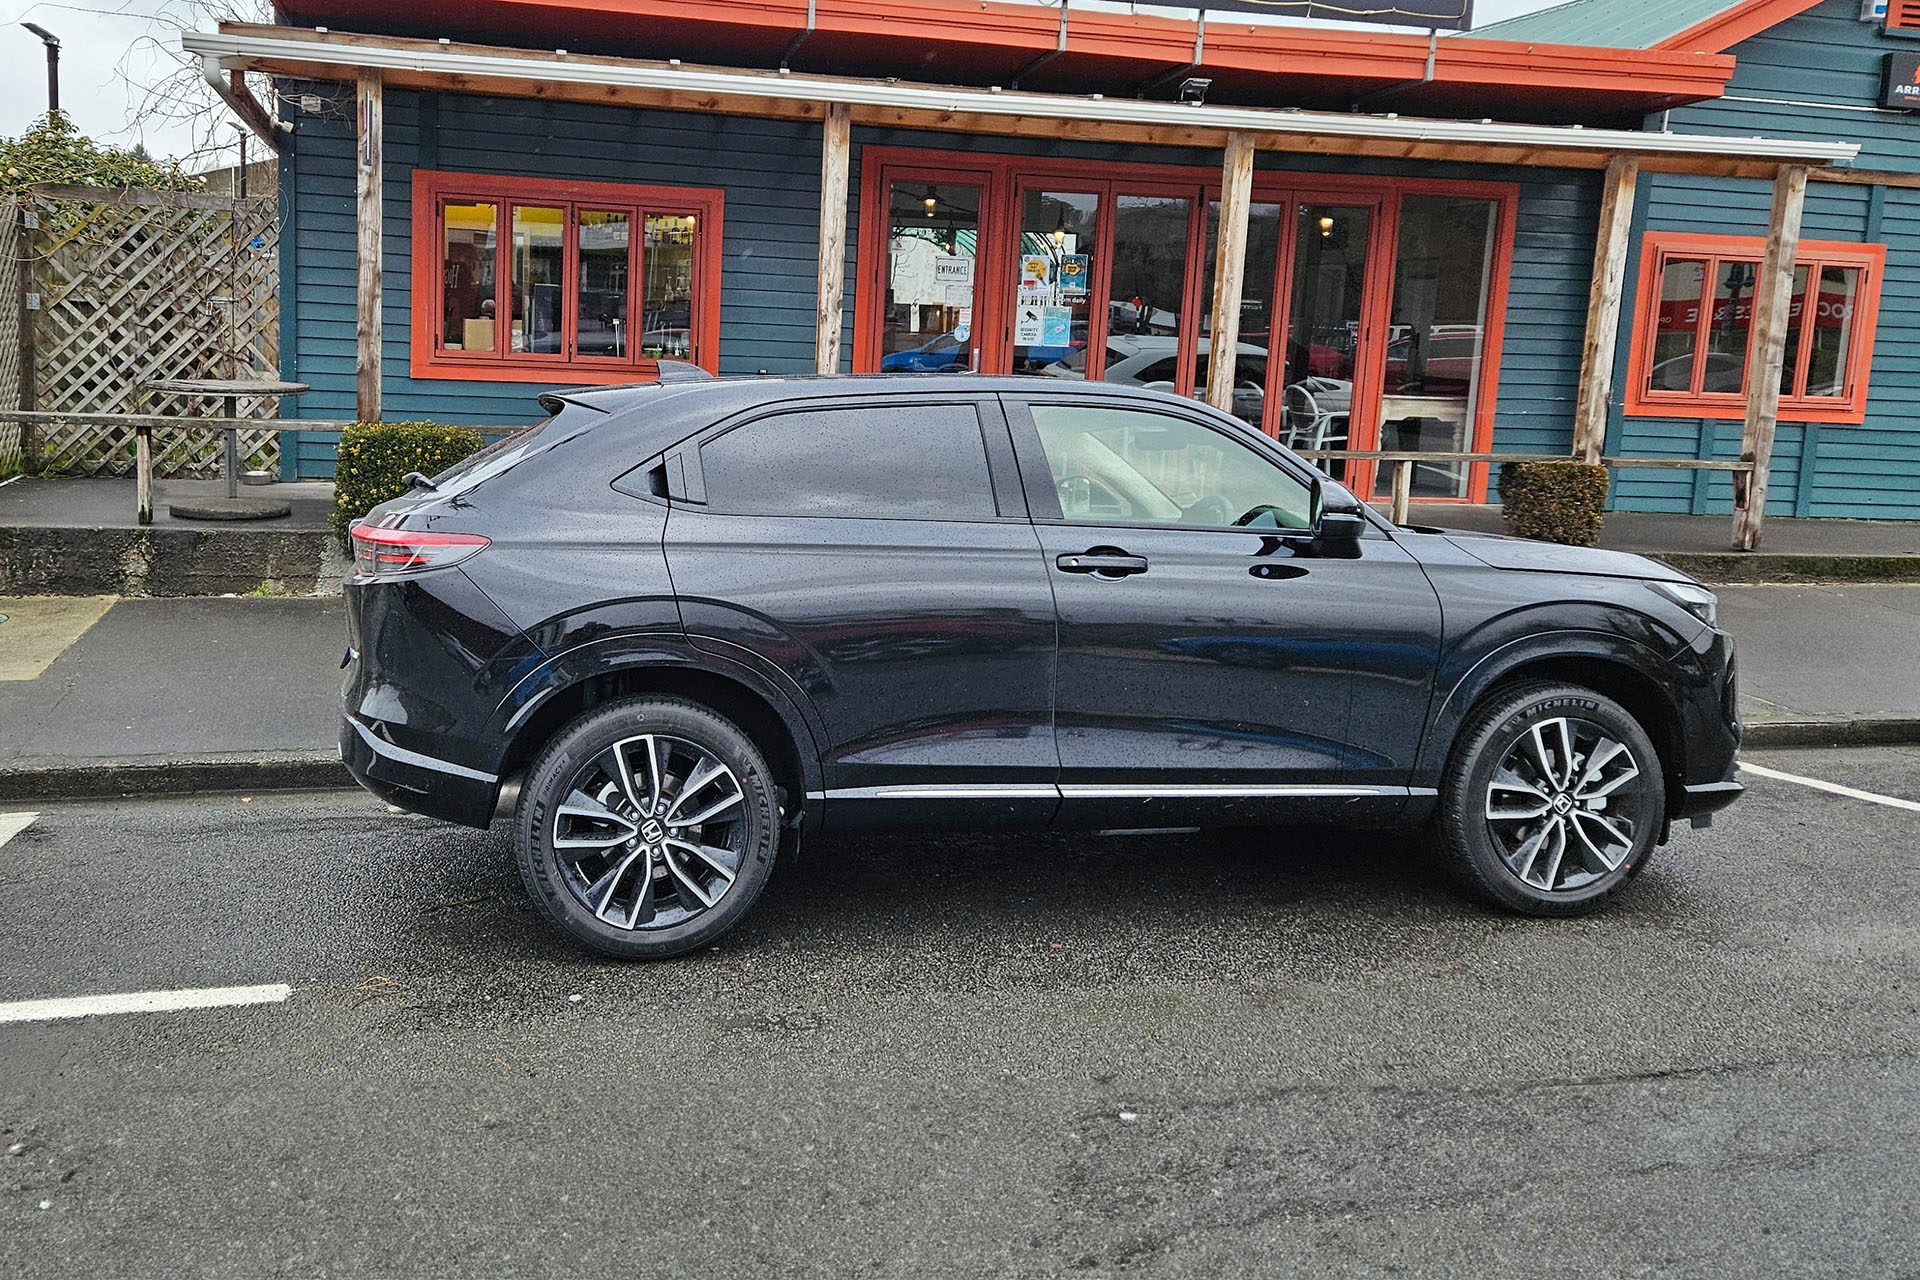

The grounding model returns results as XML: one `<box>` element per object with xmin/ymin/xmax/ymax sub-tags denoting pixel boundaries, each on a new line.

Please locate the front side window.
<box><xmin>699</xmin><ymin>404</ymin><xmax>998</xmax><ymax>521</ymax></box>
<box><xmin>1628</xmin><ymin>232</ymin><xmax>1884</xmax><ymax>423</ymax></box>
<box><xmin>414</xmin><ymin>172</ymin><xmax>722</xmax><ymax>384</ymax></box>
<box><xmin>1028</xmin><ymin>403</ymin><xmax>1314</xmax><ymax>531</ymax></box>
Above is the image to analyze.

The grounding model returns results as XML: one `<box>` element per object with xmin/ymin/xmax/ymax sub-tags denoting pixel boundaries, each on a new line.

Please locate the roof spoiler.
<box><xmin>537</xmin><ymin>361</ymin><xmax>718</xmax><ymax>416</ymax></box>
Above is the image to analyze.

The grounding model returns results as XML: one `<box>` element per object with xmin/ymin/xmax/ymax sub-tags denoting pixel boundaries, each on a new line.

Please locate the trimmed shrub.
<box><xmin>331</xmin><ymin>422</ymin><xmax>486</xmax><ymax>545</ymax></box>
<box><xmin>1499</xmin><ymin>460</ymin><xmax>1610</xmax><ymax>547</ymax></box>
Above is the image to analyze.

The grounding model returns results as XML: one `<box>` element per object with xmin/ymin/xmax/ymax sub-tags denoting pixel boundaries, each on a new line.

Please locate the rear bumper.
<box><xmin>341</xmin><ymin>715</ymin><xmax>499</xmax><ymax>828</ymax></box>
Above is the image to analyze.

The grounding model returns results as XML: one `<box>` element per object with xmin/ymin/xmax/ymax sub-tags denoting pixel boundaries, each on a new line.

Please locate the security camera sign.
<box><xmin>1124</xmin><ymin>0</ymin><xmax>1473</xmax><ymax>32</ymax></box>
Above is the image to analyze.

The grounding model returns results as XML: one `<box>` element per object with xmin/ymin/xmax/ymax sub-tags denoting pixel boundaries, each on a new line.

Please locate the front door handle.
<box><xmin>1056</xmin><ymin>550</ymin><xmax>1149</xmax><ymax>578</ymax></box>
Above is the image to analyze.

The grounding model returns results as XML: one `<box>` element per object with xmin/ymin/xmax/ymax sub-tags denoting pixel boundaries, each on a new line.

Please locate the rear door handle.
<box><xmin>1056</xmin><ymin>551</ymin><xmax>1149</xmax><ymax>577</ymax></box>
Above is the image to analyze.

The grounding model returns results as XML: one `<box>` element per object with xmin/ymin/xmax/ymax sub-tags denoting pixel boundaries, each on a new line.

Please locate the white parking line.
<box><xmin>0</xmin><ymin>812</ymin><xmax>37</xmax><ymax>848</ymax></box>
<box><xmin>0</xmin><ymin>983</ymin><xmax>293</xmax><ymax>1025</ymax></box>
<box><xmin>1738</xmin><ymin>761</ymin><xmax>1920</xmax><ymax>814</ymax></box>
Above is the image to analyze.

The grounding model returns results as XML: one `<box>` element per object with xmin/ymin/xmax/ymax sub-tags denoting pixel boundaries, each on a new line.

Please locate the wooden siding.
<box><xmin>1616</xmin><ymin>0</ymin><xmax>1920</xmax><ymax>518</ymax></box>
<box><xmin>278</xmin><ymin>87</ymin><xmax>1591</xmax><ymax>477</ymax></box>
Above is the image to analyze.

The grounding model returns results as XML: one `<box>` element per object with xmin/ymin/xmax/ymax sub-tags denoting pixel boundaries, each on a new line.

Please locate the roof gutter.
<box><xmin>182</xmin><ymin>26</ymin><xmax>1859</xmax><ymax>170</ymax></box>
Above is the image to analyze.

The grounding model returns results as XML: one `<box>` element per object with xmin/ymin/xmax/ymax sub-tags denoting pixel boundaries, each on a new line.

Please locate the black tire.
<box><xmin>516</xmin><ymin>696</ymin><xmax>780</xmax><ymax>959</ymax></box>
<box><xmin>1436</xmin><ymin>680</ymin><xmax>1664</xmax><ymax>917</ymax></box>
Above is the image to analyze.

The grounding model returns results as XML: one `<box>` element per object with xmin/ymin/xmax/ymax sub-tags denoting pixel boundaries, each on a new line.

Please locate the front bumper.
<box><xmin>341</xmin><ymin>715</ymin><xmax>500</xmax><ymax>828</ymax></box>
<box><xmin>1676</xmin><ymin>777</ymin><xmax>1744</xmax><ymax>821</ymax></box>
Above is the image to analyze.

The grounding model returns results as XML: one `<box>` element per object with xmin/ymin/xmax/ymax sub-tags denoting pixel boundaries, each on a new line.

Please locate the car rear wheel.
<box><xmin>1436</xmin><ymin>680</ymin><xmax>1664</xmax><ymax>916</ymax></box>
<box><xmin>516</xmin><ymin>697</ymin><xmax>780</xmax><ymax>959</ymax></box>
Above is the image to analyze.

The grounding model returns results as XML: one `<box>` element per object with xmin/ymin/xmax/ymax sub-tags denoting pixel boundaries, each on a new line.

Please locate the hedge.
<box><xmin>331</xmin><ymin>422</ymin><xmax>486</xmax><ymax>545</ymax></box>
<box><xmin>1498</xmin><ymin>460</ymin><xmax>1610</xmax><ymax>547</ymax></box>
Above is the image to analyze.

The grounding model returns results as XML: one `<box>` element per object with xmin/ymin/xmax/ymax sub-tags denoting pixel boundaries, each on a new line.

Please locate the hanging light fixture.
<box><xmin>1318</xmin><ymin>215</ymin><xmax>1335</xmax><ymax>238</ymax></box>
<box><xmin>1050</xmin><ymin>213</ymin><xmax>1068</xmax><ymax>248</ymax></box>
<box><xmin>923</xmin><ymin>186</ymin><xmax>939</xmax><ymax>216</ymax></box>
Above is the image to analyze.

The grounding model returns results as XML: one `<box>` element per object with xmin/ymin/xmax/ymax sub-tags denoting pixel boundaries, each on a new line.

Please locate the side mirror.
<box><xmin>1317</xmin><ymin>509</ymin><xmax>1367</xmax><ymax>543</ymax></box>
<box><xmin>1312</xmin><ymin>477</ymin><xmax>1366</xmax><ymax>544</ymax></box>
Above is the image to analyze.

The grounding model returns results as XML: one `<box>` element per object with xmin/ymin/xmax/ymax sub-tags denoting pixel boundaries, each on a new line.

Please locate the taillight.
<box><xmin>350</xmin><ymin>524</ymin><xmax>490</xmax><ymax>579</ymax></box>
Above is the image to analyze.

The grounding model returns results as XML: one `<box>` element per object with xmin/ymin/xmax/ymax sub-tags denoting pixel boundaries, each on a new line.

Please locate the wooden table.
<box><xmin>140</xmin><ymin>379</ymin><xmax>309</xmax><ymax>523</ymax></box>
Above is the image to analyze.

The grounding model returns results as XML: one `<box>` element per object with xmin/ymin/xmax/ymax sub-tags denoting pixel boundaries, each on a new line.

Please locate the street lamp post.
<box><xmin>21</xmin><ymin>23</ymin><xmax>60</xmax><ymax>117</ymax></box>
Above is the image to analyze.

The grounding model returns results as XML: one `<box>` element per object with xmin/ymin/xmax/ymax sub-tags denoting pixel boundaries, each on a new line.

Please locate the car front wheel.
<box><xmin>516</xmin><ymin>697</ymin><xmax>780</xmax><ymax>959</ymax></box>
<box><xmin>1436</xmin><ymin>680</ymin><xmax>1665</xmax><ymax>916</ymax></box>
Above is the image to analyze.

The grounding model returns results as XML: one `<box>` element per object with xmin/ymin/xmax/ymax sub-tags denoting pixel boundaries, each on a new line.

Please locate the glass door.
<box><xmin>1011</xmin><ymin>186</ymin><xmax>1101</xmax><ymax>377</ymax></box>
<box><xmin>1369</xmin><ymin>193</ymin><xmax>1501</xmax><ymax>501</ymax></box>
<box><xmin>880</xmin><ymin>175</ymin><xmax>987</xmax><ymax>373</ymax></box>
<box><xmin>1274</xmin><ymin>201</ymin><xmax>1378</xmax><ymax>489</ymax></box>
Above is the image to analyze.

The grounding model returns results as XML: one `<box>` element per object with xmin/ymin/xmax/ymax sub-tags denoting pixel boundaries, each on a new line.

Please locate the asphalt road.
<box><xmin>2</xmin><ymin>748</ymin><xmax>1917</xmax><ymax>1278</ymax></box>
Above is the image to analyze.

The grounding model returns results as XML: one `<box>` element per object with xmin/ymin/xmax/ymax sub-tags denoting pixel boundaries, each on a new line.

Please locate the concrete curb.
<box><xmin>1741</xmin><ymin>718</ymin><xmax>1920</xmax><ymax>749</ymax></box>
<box><xmin>1655</xmin><ymin>553</ymin><xmax>1920</xmax><ymax>585</ymax></box>
<box><xmin>0</xmin><ymin>750</ymin><xmax>351</xmax><ymax>804</ymax></box>
<box><xmin>3</xmin><ymin>723</ymin><xmax>1918</xmax><ymax>805</ymax></box>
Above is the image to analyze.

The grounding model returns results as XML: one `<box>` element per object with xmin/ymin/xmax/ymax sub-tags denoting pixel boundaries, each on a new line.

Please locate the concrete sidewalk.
<box><xmin>0</xmin><ymin>585</ymin><xmax>1913</xmax><ymax>801</ymax></box>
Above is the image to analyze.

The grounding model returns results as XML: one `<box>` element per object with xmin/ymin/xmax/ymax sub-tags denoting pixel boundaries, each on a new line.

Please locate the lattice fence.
<box><xmin>0</xmin><ymin>201</ymin><xmax>20</xmax><ymax>477</ymax></box>
<box><xmin>17</xmin><ymin>187</ymin><xmax>281</xmax><ymax>477</ymax></box>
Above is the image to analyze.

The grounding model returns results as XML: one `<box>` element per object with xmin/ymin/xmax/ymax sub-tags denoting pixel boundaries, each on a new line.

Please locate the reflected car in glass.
<box><xmin>340</xmin><ymin>374</ymin><xmax>1743</xmax><ymax>959</ymax></box>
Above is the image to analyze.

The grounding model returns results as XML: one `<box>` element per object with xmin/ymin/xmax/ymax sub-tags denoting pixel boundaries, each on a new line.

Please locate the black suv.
<box><xmin>341</xmin><ymin>375</ymin><xmax>1741</xmax><ymax>959</ymax></box>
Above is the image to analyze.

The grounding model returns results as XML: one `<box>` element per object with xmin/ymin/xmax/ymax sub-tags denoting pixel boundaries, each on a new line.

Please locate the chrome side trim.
<box><xmin>806</xmin><ymin>783</ymin><xmax>1434</xmax><ymax>801</ymax></box>
<box><xmin>804</xmin><ymin>784</ymin><xmax>1058</xmax><ymax>801</ymax></box>
<box><xmin>1060</xmin><ymin>784</ymin><xmax>1412</xmax><ymax>799</ymax></box>
<box><xmin>349</xmin><ymin>718</ymin><xmax>497</xmax><ymax>784</ymax></box>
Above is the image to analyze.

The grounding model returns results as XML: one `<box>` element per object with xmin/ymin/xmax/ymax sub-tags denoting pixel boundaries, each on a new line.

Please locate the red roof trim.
<box><xmin>1653</xmin><ymin>0</ymin><xmax>1826</xmax><ymax>53</ymax></box>
<box><xmin>278</xmin><ymin>0</ymin><xmax>1738</xmax><ymax>110</ymax></box>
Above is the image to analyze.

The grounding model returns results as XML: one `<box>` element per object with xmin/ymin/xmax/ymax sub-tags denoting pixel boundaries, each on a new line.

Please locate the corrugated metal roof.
<box><xmin>1473</xmin><ymin>0</ymin><xmax>1747</xmax><ymax>49</ymax></box>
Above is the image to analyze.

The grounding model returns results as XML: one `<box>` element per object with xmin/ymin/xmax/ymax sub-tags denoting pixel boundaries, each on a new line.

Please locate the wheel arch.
<box><xmin>1423</xmin><ymin>632</ymin><xmax>1689</xmax><ymax>806</ymax></box>
<box><xmin>494</xmin><ymin>644</ymin><xmax>823</xmax><ymax>818</ymax></box>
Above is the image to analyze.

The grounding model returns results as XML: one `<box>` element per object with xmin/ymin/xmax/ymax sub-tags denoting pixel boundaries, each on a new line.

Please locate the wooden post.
<box><xmin>1206</xmin><ymin>132</ymin><xmax>1256</xmax><ymax>413</ymax></box>
<box><xmin>815</xmin><ymin>103</ymin><xmax>851</xmax><ymax>375</ymax></box>
<box><xmin>1390</xmin><ymin>458</ymin><xmax>1413</xmax><ymax>527</ymax></box>
<box><xmin>1732</xmin><ymin>164</ymin><xmax>1809</xmax><ymax>551</ymax></box>
<box><xmin>135</xmin><ymin>425</ymin><xmax>153</xmax><ymax>525</ymax></box>
<box><xmin>354</xmin><ymin>70</ymin><xmax>383</xmax><ymax>423</ymax></box>
<box><xmin>1571</xmin><ymin>155</ymin><xmax>1639</xmax><ymax>464</ymax></box>
<box><xmin>15</xmin><ymin>202</ymin><xmax>37</xmax><ymax>467</ymax></box>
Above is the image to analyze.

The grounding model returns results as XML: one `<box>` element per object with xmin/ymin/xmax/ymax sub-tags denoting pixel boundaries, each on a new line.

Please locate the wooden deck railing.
<box><xmin>0</xmin><ymin>412</ymin><xmax>1760</xmax><ymax>539</ymax></box>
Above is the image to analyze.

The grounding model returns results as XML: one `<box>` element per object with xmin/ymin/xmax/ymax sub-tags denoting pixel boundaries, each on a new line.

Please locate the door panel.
<box><xmin>664</xmin><ymin>397</ymin><xmax>1058</xmax><ymax>829</ymax></box>
<box><xmin>1009</xmin><ymin>395</ymin><xmax>1443</xmax><ymax>828</ymax></box>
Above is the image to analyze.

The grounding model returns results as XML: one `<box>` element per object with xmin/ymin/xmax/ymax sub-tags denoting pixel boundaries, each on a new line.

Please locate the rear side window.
<box><xmin>697</xmin><ymin>403</ymin><xmax>998</xmax><ymax>520</ymax></box>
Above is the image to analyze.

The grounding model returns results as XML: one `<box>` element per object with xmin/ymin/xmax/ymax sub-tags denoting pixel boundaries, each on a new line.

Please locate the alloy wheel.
<box><xmin>1483</xmin><ymin>716</ymin><xmax>1644</xmax><ymax>894</ymax></box>
<box><xmin>551</xmin><ymin>733</ymin><xmax>748</xmax><ymax>930</ymax></box>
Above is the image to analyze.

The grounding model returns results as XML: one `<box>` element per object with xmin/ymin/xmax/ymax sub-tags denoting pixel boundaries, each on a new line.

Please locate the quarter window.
<box><xmin>699</xmin><ymin>405</ymin><xmax>999</xmax><ymax>520</ymax></box>
<box><xmin>1627</xmin><ymin>232</ymin><xmax>1884</xmax><ymax>424</ymax></box>
<box><xmin>1027</xmin><ymin>404</ymin><xmax>1314</xmax><ymax>531</ymax></box>
<box><xmin>412</xmin><ymin>171</ymin><xmax>723</xmax><ymax>385</ymax></box>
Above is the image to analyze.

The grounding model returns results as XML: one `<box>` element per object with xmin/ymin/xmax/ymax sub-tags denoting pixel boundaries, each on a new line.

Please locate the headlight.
<box><xmin>1649</xmin><ymin>580</ymin><xmax>1718</xmax><ymax>628</ymax></box>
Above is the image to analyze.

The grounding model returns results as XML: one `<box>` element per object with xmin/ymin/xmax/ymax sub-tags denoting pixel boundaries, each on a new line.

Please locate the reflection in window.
<box><xmin>442</xmin><ymin>201</ymin><xmax>498</xmax><ymax>352</ymax></box>
<box><xmin>577</xmin><ymin>210</ymin><xmax>631</xmax><ymax>358</ymax></box>
<box><xmin>1282</xmin><ymin>204</ymin><xmax>1371</xmax><ymax>482</ymax></box>
<box><xmin>1805</xmin><ymin>265</ymin><xmax>1861</xmax><ymax>398</ymax></box>
<box><xmin>643</xmin><ymin>213</ymin><xmax>698</xmax><ymax>361</ymax></box>
<box><xmin>512</xmin><ymin>205</ymin><xmax>565</xmax><ymax>355</ymax></box>
<box><xmin>1649</xmin><ymin>258</ymin><xmax>1707</xmax><ymax>391</ymax></box>
<box><xmin>1030</xmin><ymin>403</ymin><xmax>1314</xmax><ymax>531</ymax></box>
<box><xmin>882</xmin><ymin>181</ymin><xmax>979</xmax><ymax>373</ymax></box>
<box><xmin>1198</xmin><ymin>201</ymin><xmax>1281</xmax><ymax>427</ymax></box>
<box><xmin>1704</xmin><ymin>259</ymin><xmax>1758</xmax><ymax>394</ymax></box>
<box><xmin>1373</xmin><ymin>195</ymin><xmax>1496</xmax><ymax>500</ymax></box>
<box><xmin>1013</xmin><ymin>190</ymin><xmax>1099</xmax><ymax>377</ymax></box>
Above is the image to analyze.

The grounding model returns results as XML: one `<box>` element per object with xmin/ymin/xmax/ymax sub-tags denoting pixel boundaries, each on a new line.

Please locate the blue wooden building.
<box><xmin>183</xmin><ymin>0</ymin><xmax>1919</xmax><ymax>542</ymax></box>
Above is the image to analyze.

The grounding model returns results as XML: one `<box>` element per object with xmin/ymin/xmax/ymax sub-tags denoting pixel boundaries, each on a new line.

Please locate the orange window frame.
<box><xmin>1624</xmin><ymin>232</ymin><xmax>1885</xmax><ymax>425</ymax></box>
<box><xmin>410</xmin><ymin>170</ymin><xmax>724</xmax><ymax>385</ymax></box>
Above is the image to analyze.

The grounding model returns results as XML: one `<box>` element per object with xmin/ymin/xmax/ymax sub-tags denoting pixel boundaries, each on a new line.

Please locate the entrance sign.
<box><xmin>1124</xmin><ymin>0</ymin><xmax>1473</xmax><ymax>33</ymax></box>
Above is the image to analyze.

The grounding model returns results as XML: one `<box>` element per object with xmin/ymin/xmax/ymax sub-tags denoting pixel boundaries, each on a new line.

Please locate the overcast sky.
<box><xmin>0</xmin><ymin>0</ymin><xmax>1562</xmax><ymax>172</ymax></box>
